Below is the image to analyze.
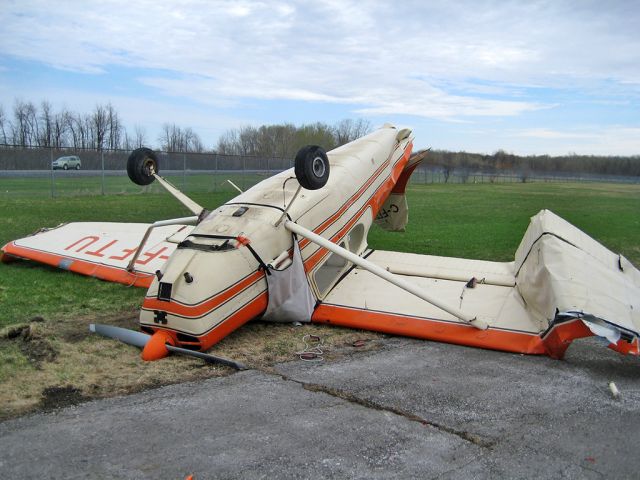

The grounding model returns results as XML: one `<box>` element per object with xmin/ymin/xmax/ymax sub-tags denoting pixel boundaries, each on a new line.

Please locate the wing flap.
<box><xmin>314</xmin><ymin>250</ymin><xmax>547</xmax><ymax>355</ymax></box>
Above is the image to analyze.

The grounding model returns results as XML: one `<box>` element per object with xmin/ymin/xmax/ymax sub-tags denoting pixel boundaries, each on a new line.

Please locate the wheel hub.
<box><xmin>312</xmin><ymin>156</ymin><xmax>326</xmax><ymax>178</ymax></box>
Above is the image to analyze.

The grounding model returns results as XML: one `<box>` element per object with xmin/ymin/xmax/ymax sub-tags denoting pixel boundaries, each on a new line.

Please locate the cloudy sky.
<box><xmin>1</xmin><ymin>0</ymin><xmax>639</xmax><ymax>155</ymax></box>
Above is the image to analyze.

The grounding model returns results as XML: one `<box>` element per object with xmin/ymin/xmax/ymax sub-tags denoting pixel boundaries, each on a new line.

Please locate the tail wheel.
<box><xmin>127</xmin><ymin>148</ymin><xmax>159</xmax><ymax>186</ymax></box>
<box><xmin>294</xmin><ymin>145</ymin><xmax>330</xmax><ymax>190</ymax></box>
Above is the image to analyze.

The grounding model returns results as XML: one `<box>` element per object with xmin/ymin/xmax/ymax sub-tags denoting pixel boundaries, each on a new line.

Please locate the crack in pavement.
<box><xmin>264</xmin><ymin>369</ymin><xmax>494</xmax><ymax>449</ymax></box>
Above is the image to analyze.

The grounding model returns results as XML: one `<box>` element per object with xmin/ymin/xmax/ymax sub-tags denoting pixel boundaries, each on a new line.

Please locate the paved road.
<box><xmin>1</xmin><ymin>337</ymin><xmax>639</xmax><ymax>479</ymax></box>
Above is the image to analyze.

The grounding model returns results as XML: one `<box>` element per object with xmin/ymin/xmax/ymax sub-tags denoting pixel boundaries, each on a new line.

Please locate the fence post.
<box><xmin>242</xmin><ymin>156</ymin><xmax>246</xmax><ymax>190</ymax></box>
<box><xmin>101</xmin><ymin>150</ymin><xmax>105</xmax><ymax>195</ymax></box>
<box><xmin>50</xmin><ymin>148</ymin><xmax>55</xmax><ymax>198</ymax></box>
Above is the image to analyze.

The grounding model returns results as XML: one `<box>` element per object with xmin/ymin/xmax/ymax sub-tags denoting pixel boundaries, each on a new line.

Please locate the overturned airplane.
<box><xmin>2</xmin><ymin>124</ymin><xmax>638</xmax><ymax>366</ymax></box>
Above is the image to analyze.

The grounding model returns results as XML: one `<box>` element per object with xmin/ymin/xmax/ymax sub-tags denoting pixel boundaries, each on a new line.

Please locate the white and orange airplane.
<box><xmin>2</xmin><ymin>124</ymin><xmax>639</xmax><ymax>367</ymax></box>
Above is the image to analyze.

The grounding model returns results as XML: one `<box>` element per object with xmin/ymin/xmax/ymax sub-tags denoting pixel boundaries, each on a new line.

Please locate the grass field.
<box><xmin>0</xmin><ymin>172</ymin><xmax>277</xmax><ymax>197</ymax></box>
<box><xmin>1</xmin><ymin>182</ymin><xmax>639</xmax><ymax>418</ymax></box>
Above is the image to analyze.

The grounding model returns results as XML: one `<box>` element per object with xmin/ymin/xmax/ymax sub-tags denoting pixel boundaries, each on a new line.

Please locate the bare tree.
<box><xmin>217</xmin><ymin>120</ymin><xmax>369</xmax><ymax>159</ymax></box>
<box><xmin>106</xmin><ymin>103</ymin><xmax>122</xmax><ymax>150</ymax></box>
<box><xmin>11</xmin><ymin>99</ymin><xmax>39</xmax><ymax>147</ymax></box>
<box><xmin>76</xmin><ymin>113</ymin><xmax>94</xmax><ymax>149</ymax></box>
<box><xmin>159</xmin><ymin>123</ymin><xmax>204</xmax><ymax>152</ymax></box>
<box><xmin>92</xmin><ymin>104</ymin><xmax>109</xmax><ymax>150</ymax></box>
<box><xmin>52</xmin><ymin>109</ymin><xmax>70</xmax><ymax>149</ymax></box>
<box><xmin>216</xmin><ymin>128</ymin><xmax>241</xmax><ymax>155</ymax></box>
<box><xmin>333</xmin><ymin>119</ymin><xmax>371</xmax><ymax>145</ymax></box>
<box><xmin>159</xmin><ymin>123</ymin><xmax>180</xmax><ymax>152</ymax></box>
<box><xmin>0</xmin><ymin>105</ymin><xmax>7</xmax><ymax>144</ymax></box>
<box><xmin>133</xmin><ymin>125</ymin><xmax>147</xmax><ymax>148</ymax></box>
<box><xmin>38</xmin><ymin>101</ymin><xmax>54</xmax><ymax>147</ymax></box>
<box><xmin>66</xmin><ymin>112</ymin><xmax>80</xmax><ymax>149</ymax></box>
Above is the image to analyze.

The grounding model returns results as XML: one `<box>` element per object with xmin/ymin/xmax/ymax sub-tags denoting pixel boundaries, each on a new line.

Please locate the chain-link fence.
<box><xmin>0</xmin><ymin>146</ymin><xmax>296</xmax><ymax>197</ymax></box>
<box><xmin>1</xmin><ymin>145</ymin><xmax>638</xmax><ymax>198</ymax></box>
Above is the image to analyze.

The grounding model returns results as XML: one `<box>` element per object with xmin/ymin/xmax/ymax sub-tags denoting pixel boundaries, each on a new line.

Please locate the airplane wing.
<box><xmin>313</xmin><ymin>210</ymin><xmax>640</xmax><ymax>359</ymax></box>
<box><xmin>1</xmin><ymin>222</ymin><xmax>195</xmax><ymax>287</ymax></box>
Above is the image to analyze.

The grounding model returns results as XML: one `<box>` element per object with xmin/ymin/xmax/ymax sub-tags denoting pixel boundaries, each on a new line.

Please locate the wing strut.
<box><xmin>152</xmin><ymin>173</ymin><xmax>204</xmax><ymax>215</ymax></box>
<box><xmin>126</xmin><ymin>216</ymin><xmax>199</xmax><ymax>272</ymax></box>
<box><xmin>284</xmin><ymin>221</ymin><xmax>488</xmax><ymax>330</ymax></box>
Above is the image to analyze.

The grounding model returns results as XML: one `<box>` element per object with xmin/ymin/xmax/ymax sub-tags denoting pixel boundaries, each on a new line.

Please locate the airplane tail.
<box><xmin>375</xmin><ymin>150</ymin><xmax>428</xmax><ymax>232</ymax></box>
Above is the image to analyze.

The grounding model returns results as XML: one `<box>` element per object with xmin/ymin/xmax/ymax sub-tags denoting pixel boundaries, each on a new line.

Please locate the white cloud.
<box><xmin>512</xmin><ymin>126</ymin><xmax>640</xmax><ymax>155</ymax></box>
<box><xmin>1</xmin><ymin>0</ymin><xmax>639</xmax><ymax>153</ymax></box>
<box><xmin>9</xmin><ymin>0</ymin><xmax>638</xmax><ymax>117</ymax></box>
<box><xmin>517</xmin><ymin>129</ymin><xmax>595</xmax><ymax>140</ymax></box>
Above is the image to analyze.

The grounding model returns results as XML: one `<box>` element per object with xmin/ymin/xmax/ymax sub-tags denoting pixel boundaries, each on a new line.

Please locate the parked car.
<box><xmin>52</xmin><ymin>155</ymin><xmax>82</xmax><ymax>170</ymax></box>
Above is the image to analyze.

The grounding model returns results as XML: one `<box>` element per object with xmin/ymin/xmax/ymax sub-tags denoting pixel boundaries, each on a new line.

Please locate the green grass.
<box><xmin>0</xmin><ymin>172</ymin><xmax>275</xmax><ymax>197</ymax></box>
<box><xmin>369</xmin><ymin>182</ymin><xmax>640</xmax><ymax>263</ymax></box>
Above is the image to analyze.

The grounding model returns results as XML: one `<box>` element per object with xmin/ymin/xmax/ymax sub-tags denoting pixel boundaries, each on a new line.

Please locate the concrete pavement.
<box><xmin>1</xmin><ymin>336</ymin><xmax>639</xmax><ymax>479</ymax></box>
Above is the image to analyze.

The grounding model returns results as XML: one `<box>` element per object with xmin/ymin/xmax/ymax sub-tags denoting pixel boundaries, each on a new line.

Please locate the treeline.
<box><xmin>1</xmin><ymin>99</ymin><xmax>637</xmax><ymax>177</ymax></box>
<box><xmin>0</xmin><ymin>99</ymin><xmax>370</xmax><ymax>157</ymax></box>
<box><xmin>426</xmin><ymin>149</ymin><xmax>640</xmax><ymax>180</ymax></box>
<box><xmin>216</xmin><ymin>119</ymin><xmax>371</xmax><ymax>158</ymax></box>
<box><xmin>0</xmin><ymin>100</ymin><xmax>204</xmax><ymax>152</ymax></box>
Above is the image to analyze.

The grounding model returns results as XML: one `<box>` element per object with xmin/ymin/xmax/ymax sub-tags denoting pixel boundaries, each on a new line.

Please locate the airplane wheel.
<box><xmin>294</xmin><ymin>145</ymin><xmax>329</xmax><ymax>190</ymax></box>
<box><xmin>127</xmin><ymin>147</ymin><xmax>158</xmax><ymax>186</ymax></box>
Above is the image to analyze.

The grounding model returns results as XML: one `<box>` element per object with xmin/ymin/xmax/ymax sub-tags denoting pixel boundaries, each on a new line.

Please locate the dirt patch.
<box><xmin>2</xmin><ymin>323</ymin><xmax>58</xmax><ymax>368</ymax></box>
<box><xmin>40</xmin><ymin>385</ymin><xmax>88</xmax><ymax>412</ymax></box>
<box><xmin>18</xmin><ymin>336</ymin><xmax>57</xmax><ymax>367</ymax></box>
<box><xmin>0</xmin><ymin>313</ymin><xmax>387</xmax><ymax>421</ymax></box>
<box><xmin>59</xmin><ymin>310</ymin><xmax>139</xmax><ymax>343</ymax></box>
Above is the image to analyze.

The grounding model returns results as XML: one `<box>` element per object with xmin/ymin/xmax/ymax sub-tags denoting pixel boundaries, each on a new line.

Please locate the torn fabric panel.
<box><xmin>262</xmin><ymin>237</ymin><xmax>316</xmax><ymax>323</ymax></box>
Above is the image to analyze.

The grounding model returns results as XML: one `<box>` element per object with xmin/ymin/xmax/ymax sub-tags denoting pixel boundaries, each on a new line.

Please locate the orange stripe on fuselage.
<box><xmin>145</xmin><ymin>291</ymin><xmax>268</xmax><ymax>351</ymax></box>
<box><xmin>301</xmin><ymin>153</ymin><xmax>393</xmax><ymax>243</ymax></box>
<box><xmin>302</xmin><ymin>142</ymin><xmax>413</xmax><ymax>272</ymax></box>
<box><xmin>143</xmin><ymin>141</ymin><xmax>413</xmax><ymax>320</ymax></box>
<box><xmin>142</xmin><ymin>270</ymin><xmax>264</xmax><ymax>318</ymax></box>
<box><xmin>142</xmin><ymin>143</ymin><xmax>412</xmax><ymax>318</ymax></box>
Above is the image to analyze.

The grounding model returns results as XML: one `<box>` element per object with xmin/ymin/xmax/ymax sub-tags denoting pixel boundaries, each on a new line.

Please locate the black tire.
<box><xmin>127</xmin><ymin>147</ymin><xmax>159</xmax><ymax>186</ymax></box>
<box><xmin>294</xmin><ymin>145</ymin><xmax>330</xmax><ymax>190</ymax></box>
<box><xmin>63</xmin><ymin>164</ymin><xmax>68</xmax><ymax>170</ymax></box>
<box><xmin>75</xmin><ymin>164</ymin><xmax>80</xmax><ymax>170</ymax></box>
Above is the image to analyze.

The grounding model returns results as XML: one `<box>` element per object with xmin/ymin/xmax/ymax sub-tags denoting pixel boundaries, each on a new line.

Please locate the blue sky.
<box><xmin>1</xmin><ymin>0</ymin><xmax>639</xmax><ymax>155</ymax></box>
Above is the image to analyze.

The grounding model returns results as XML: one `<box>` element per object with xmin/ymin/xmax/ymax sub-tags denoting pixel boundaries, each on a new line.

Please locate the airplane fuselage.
<box><xmin>139</xmin><ymin>125</ymin><xmax>414</xmax><ymax>351</ymax></box>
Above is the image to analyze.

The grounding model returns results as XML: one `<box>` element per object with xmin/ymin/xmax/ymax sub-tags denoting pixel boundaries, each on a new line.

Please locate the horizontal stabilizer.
<box><xmin>374</xmin><ymin>150</ymin><xmax>428</xmax><ymax>232</ymax></box>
